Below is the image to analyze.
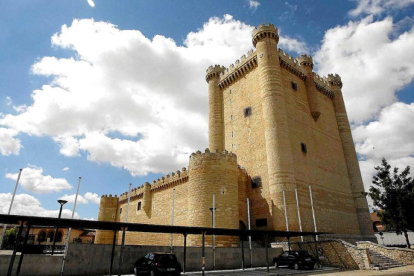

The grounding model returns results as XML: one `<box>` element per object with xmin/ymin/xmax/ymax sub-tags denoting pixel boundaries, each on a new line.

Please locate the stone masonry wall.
<box><xmin>221</xmin><ymin>45</ymin><xmax>362</xmax><ymax>237</ymax></box>
<box><xmin>0</xmin><ymin>244</ymin><xmax>283</xmax><ymax>276</ymax></box>
<box><xmin>273</xmin><ymin>240</ymin><xmax>370</xmax><ymax>270</ymax></box>
<box><xmin>97</xmin><ymin>149</ymin><xmax>243</xmax><ymax>248</ymax></box>
<box><xmin>358</xmin><ymin>241</ymin><xmax>414</xmax><ymax>265</ymax></box>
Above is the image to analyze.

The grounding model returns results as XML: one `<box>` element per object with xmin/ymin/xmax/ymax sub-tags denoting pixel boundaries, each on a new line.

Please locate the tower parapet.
<box><xmin>327</xmin><ymin>73</ymin><xmax>343</xmax><ymax>88</ymax></box>
<box><xmin>297</xmin><ymin>54</ymin><xmax>314</xmax><ymax>68</ymax></box>
<box><xmin>187</xmin><ymin>148</ymin><xmax>239</xmax><ymax>246</ymax></box>
<box><xmin>252</xmin><ymin>23</ymin><xmax>279</xmax><ymax>47</ymax></box>
<box><xmin>206</xmin><ymin>65</ymin><xmax>225</xmax><ymax>83</ymax></box>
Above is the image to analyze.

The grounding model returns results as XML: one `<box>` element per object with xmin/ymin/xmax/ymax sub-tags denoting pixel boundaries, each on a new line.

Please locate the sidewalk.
<box><xmin>307</xmin><ymin>265</ymin><xmax>414</xmax><ymax>276</ymax></box>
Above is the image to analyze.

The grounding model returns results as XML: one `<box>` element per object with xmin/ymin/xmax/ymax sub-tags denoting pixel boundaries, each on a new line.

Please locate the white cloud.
<box><xmin>87</xmin><ymin>0</ymin><xmax>95</xmax><ymax>8</ymax></box>
<box><xmin>353</xmin><ymin>102</ymin><xmax>414</xmax><ymax>161</ymax></box>
<box><xmin>248</xmin><ymin>0</ymin><xmax>260</xmax><ymax>10</ymax></box>
<box><xmin>0</xmin><ymin>15</ymin><xmax>307</xmax><ymax>176</ymax></box>
<box><xmin>5</xmin><ymin>166</ymin><xmax>72</xmax><ymax>194</ymax></box>
<box><xmin>0</xmin><ymin>128</ymin><xmax>21</xmax><ymax>156</ymax></box>
<box><xmin>12</xmin><ymin>104</ymin><xmax>27</xmax><ymax>113</ymax></box>
<box><xmin>315</xmin><ymin>16</ymin><xmax>414</xmax><ymax>124</ymax></box>
<box><xmin>59</xmin><ymin>194</ymin><xmax>88</xmax><ymax>204</ymax></box>
<box><xmin>353</xmin><ymin>102</ymin><xmax>414</xmax><ymax>197</ymax></box>
<box><xmin>82</xmin><ymin>217</ymin><xmax>96</xmax><ymax>221</ymax></box>
<box><xmin>63</xmin><ymin>167</ymin><xmax>70</xmax><ymax>171</ymax></box>
<box><xmin>0</xmin><ymin>193</ymin><xmax>79</xmax><ymax>219</ymax></box>
<box><xmin>59</xmin><ymin>192</ymin><xmax>101</xmax><ymax>205</ymax></box>
<box><xmin>279</xmin><ymin>2</ymin><xmax>298</xmax><ymax>22</ymax></box>
<box><xmin>54</xmin><ymin>136</ymin><xmax>80</xmax><ymax>157</ymax></box>
<box><xmin>314</xmin><ymin>14</ymin><xmax>414</xmax><ymax>205</ymax></box>
<box><xmin>279</xmin><ymin>35</ymin><xmax>308</xmax><ymax>54</ymax></box>
<box><xmin>349</xmin><ymin>0</ymin><xmax>414</xmax><ymax>17</ymax></box>
<box><xmin>84</xmin><ymin>192</ymin><xmax>101</xmax><ymax>204</ymax></box>
<box><xmin>6</xmin><ymin>96</ymin><xmax>12</xmax><ymax>106</ymax></box>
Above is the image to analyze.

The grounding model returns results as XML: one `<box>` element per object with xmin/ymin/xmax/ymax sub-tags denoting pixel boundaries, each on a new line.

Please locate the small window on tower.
<box><xmin>243</xmin><ymin>107</ymin><xmax>252</xmax><ymax>118</ymax></box>
<box><xmin>120</xmin><ymin>208</ymin><xmax>123</xmax><ymax>214</ymax></box>
<box><xmin>301</xmin><ymin>142</ymin><xmax>307</xmax><ymax>154</ymax></box>
<box><xmin>291</xmin><ymin>81</ymin><xmax>298</xmax><ymax>91</ymax></box>
<box><xmin>256</xmin><ymin>218</ymin><xmax>267</xmax><ymax>227</ymax></box>
<box><xmin>251</xmin><ymin>176</ymin><xmax>262</xmax><ymax>188</ymax></box>
<box><xmin>231</xmin><ymin>131</ymin><xmax>234</xmax><ymax>137</ymax></box>
<box><xmin>137</xmin><ymin>202</ymin><xmax>142</xmax><ymax>211</ymax></box>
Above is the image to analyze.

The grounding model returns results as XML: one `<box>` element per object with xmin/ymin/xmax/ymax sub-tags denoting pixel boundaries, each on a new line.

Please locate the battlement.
<box><xmin>252</xmin><ymin>23</ymin><xmax>279</xmax><ymax>47</ymax></box>
<box><xmin>278</xmin><ymin>49</ymin><xmax>307</xmax><ymax>80</ymax></box>
<box><xmin>101</xmin><ymin>194</ymin><xmax>118</xmax><ymax>199</ymax></box>
<box><xmin>118</xmin><ymin>167</ymin><xmax>189</xmax><ymax>202</ymax></box>
<box><xmin>327</xmin><ymin>74</ymin><xmax>343</xmax><ymax>88</ymax></box>
<box><xmin>206</xmin><ymin>65</ymin><xmax>226</xmax><ymax>82</ymax></box>
<box><xmin>218</xmin><ymin>49</ymin><xmax>257</xmax><ymax>89</ymax></box>
<box><xmin>297</xmin><ymin>54</ymin><xmax>314</xmax><ymax>68</ymax></box>
<box><xmin>189</xmin><ymin>148</ymin><xmax>237</xmax><ymax>163</ymax></box>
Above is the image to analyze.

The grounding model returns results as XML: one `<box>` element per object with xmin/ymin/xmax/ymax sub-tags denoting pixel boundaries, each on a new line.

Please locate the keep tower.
<box><xmin>252</xmin><ymin>23</ymin><xmax>299</xmax><ymax>231</ymax></box>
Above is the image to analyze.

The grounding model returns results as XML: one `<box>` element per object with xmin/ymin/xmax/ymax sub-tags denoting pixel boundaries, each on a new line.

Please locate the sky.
<box><xmin>1</xmin><ymin>0</ymin><xmax>414</xmax><ymax>220</ymax></box>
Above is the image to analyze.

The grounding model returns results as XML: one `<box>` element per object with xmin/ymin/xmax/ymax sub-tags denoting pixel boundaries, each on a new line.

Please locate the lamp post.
<box><xmin>51</xmin><ymin>199</ymin><xmax>68</xmax><ymax>255</ymax></box>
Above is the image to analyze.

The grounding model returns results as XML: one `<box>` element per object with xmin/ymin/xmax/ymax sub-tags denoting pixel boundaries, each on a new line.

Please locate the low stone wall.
<box><xmin>272</xmin><ymin>239</ymin><xmax>370</xmax><ymax>270</ymax></box>
<box><xmin>357</xmin><ymin>241</ymin><xmax>414</xmax><ymax>265</ymax></box>
<box><xmin>0</xmin><ymin>244</ymin><xmax>282</xmax><ymax>276</ymax></box>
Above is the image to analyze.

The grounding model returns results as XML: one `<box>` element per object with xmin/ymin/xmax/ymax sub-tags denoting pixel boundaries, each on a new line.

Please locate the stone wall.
<box><xmin>0</xmin><ymin>244</ymin><xmax>282</xmax><ymax>276</ymax></box>
<box><xmin>357</xmin><ymin>241</ymin><xmax>414</xmax><ymax>265</ymax></box>
<box><xmin>272</xmin><ymin>239</ymin><xmax>370</xmax><ymax>270</ymax></box>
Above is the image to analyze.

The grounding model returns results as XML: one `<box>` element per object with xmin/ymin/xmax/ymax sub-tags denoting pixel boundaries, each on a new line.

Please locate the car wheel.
<box><xmin>308</xmin><ymin>265</ymin><xmax>314</xmax><ymax>270</ymax></box>
<box><xmin>294</xmin><ymin>263</ymin><xmax>299</xmax><ymax>270</ymax></box>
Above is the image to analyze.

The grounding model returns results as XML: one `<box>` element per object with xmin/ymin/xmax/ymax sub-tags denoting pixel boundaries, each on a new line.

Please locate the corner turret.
<box><xmin>298</xmin><ymin>54</ymin><xmax>321</xmax><ymax>121</ymax></box>
<box><xmin>297</xmin><ymin>54</ymin><xmax>314</xmax><ymax>69</ymax></box>
<box><xmin>252</xmin><ymin>23</ymin><xmax>279</xmax><ymax>47</ymax></box>
<box><xmin>206</xmin><ymin>65</ymin><xmax>225</xmax><ymax>83</ymax></box>
<box><xmin>187</xmin><ymin>148</ymin><xmax>239</xmax><ymax>246</ymax></box>
<box><xmin>206</xmin><ymin>65</ymin><xmax>226</xmax><ymax>152</ymax></box>
<box><xmin>95</xmin><ymin>194</ymin><xmax>119</xmax><ymax>244</ymax></box>
<box><xmin>327</xmin><ymin>74</ymin><xmax>343</xmax><ymax>88</ymax></box>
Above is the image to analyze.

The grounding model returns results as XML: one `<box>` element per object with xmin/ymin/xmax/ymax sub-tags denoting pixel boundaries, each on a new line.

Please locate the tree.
<box><xmin>365</xmin><ymin>158</ymin><xmax>414</xmax><ymax>248</ymax></box>
<box><xmin>1</xmin><ymin>227</ymin><xmax>18</xmax><ymax>250</ymax></box>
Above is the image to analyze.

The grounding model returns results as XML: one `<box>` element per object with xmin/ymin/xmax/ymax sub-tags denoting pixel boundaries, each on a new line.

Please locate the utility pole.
<box><xmin>0</xmin><ymin>169</ymin><xmax>22</xmax><ymax>250</ymax></box>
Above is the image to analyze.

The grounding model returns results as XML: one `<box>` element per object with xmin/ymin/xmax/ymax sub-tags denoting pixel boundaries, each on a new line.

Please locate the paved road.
<box><xmin>182</xmin><ymin>267</ymin><xmax>338</xmax><ymax>275</ymax></box>
<box><xmin>122</xmin><ymin>267</ymin><xmax>338</xmax><ymax>276</ymax></box>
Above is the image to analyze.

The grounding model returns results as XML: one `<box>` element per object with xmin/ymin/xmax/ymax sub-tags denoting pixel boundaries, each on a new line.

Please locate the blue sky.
<box><xmin>1</xmin><ymin>0</ymin><xmax>414</xmax><ymax>220</ymax></box>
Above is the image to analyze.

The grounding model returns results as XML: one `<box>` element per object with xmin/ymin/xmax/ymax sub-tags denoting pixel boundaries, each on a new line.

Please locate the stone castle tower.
<box><xmin>95</xmin><ymin>23</ymin><xmax>375</xmax><ymax>246</ymax></box>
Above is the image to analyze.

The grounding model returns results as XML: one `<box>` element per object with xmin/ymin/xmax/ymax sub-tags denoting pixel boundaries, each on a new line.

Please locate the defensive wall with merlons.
<box><xmin>96</xmin><ymin>22</ymin><xmax>376</xmax><ymax>247</ymax></box>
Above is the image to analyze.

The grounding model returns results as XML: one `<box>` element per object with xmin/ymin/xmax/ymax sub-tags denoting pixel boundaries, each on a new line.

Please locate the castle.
<box><xmin>95</xmin><ymin>23</ymin><xmax>375</xmax><ymax>246</ymax></box>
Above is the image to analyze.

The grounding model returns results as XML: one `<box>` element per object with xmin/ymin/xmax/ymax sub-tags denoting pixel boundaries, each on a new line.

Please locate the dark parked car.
<box><xmin>273</xmin><ymin>250</ymin><xmax>316</xmax><ymax>270</ymax></box>
<box><xmin>134</xmin><ymin>252</ymin><xmax>182</xmax><ymax>276</ymax></box>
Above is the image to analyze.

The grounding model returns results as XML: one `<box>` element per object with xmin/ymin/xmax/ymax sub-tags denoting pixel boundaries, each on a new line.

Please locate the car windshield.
<box><xmin>154</xmin><ymin>254</ymin><xmax>177</xmax><ymax>264</ymax></box>
<box><xmin>294</xmin><ymin>251</ymin><xmax>310</xmax><ymax>257</ymax></box>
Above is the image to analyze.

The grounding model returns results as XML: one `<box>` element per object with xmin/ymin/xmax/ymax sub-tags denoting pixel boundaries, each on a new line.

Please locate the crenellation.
<box><xmin>218</xmin><ymin>49</ymin><xmax>258</xmax><ymax>89</ymax></box>
<box><xmin>278</xmin><ymin>49</ymin><xmax>307</xmax><ymax>80</ymax></box>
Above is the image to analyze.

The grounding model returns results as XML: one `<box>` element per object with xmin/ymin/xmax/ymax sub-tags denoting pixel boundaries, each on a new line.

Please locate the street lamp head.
<box><xmin>58</xmin><ymin>199</ymin><xmax>68</xmax><ymax>206</ymax></box>
<box><xmin>209</xmin><ymin>207</ymin><xmax>217</xmax><ymax>212</ymax></box>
